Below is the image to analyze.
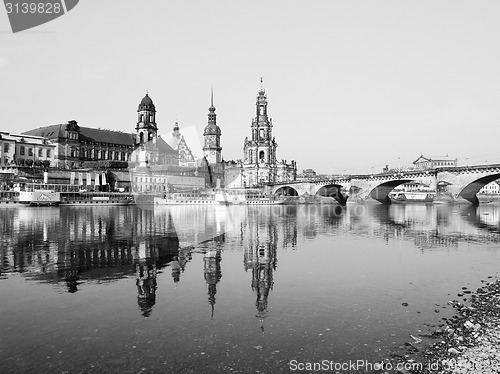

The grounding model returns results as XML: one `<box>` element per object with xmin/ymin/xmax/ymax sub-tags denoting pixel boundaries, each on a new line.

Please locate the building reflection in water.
<box><xmin>204</xmin><ymin>246</ymin><xmax>222</xmax><ymax>319</ymax></box>
<box><xmin>243</xmin><ymin>207</ymin><xmax>281</xmax><ymax>331</ymax></box>
<box><xmin>3</xmin><ymin>203</ymin><xmax>500</xmax><ymax>320</ymax></box>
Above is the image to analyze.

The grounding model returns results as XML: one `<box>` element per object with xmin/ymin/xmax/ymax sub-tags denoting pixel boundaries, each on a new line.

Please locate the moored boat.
<box><xmin>215</xmin><ymin>189</ymin><xmax>285</xmax><ymax>205</ymax></box>
<box><xmin>154</xmin><ymin>191</ymin><xmax>218</xmax><ymax>206</ymax></box>
<box><xmin>18</xmin><ymin>190</ymin><xmax>61</xmax><ymax>206</ymax></box>
<box><xmin>390</xmin><ymin>191</ymin><xmax>435</xmax><ymax>204</ymax></box>
<box><xmin>60</xmin><ymin>192</ymin><xmax>134</xmax><ymax>206</ymax></box>
<box><xmin>4</xmin><ymin>183</ymin><xmax>61</xmax><ymax>206</ymax></box>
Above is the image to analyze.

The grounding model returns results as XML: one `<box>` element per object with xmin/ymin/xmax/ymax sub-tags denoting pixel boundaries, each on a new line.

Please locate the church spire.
<box><xmin>210</xmin><ymin>85</ymin><xmax>214</xmax><ymax>109</ymax></box>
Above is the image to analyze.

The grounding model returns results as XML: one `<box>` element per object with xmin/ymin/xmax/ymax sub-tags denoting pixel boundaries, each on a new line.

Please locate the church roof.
<box><xmin>203</xmin><ymin>124</ymin><xmax>221</xmax><ymax>136</ymax></box>
<box><xmin>138</xmin><ymin>93</ymin><xmax>156</xmax><ymax>112</ymax></box>
<box><xmin>156</xmin><ymin>136</ymin><xmax>178</xmax><ymax>155</ymax></box>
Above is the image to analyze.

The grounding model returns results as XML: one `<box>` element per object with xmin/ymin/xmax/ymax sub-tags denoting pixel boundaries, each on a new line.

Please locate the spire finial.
<box><xmin>260</xmin><ymin>77</ymin><xmax>263</xmax><ymax>89</ymax></box>
<box><xmin>211</xmin><ymin>85</ymin><xmax>214</xmax><ymax>107</ymax></box>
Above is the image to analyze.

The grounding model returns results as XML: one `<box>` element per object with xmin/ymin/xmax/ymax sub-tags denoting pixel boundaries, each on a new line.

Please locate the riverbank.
<box><xmin>392</xmin><ymin>276</ymin><xmax>500</xmax><ymax>373</ymax></box>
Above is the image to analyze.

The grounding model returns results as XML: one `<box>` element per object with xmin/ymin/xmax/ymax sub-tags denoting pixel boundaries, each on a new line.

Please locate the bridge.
<box><xmin>268</xmin><ymin>164</ymin><xmax>500</xmax><ymax>205</ymax></box>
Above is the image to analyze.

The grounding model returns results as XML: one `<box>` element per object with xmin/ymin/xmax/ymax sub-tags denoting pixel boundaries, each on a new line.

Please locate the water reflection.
<box><xmin>2</xmin><ymin>204</ymin><xmax>500</xmax><ymax>372</ymax></box>
<box><xmin>244</xmin><ymin>207</ymin><xmax>280</xmax><ymax>330</ymax></box>
<box><xmin>204</xmin><ymin>248</ymin><xmax>222</xmax><ymax>318</ymax></box>
<box><xmin>2</xmin><ymin>204</ymin><xmax>500</xmax><ymax>284</ymax></box>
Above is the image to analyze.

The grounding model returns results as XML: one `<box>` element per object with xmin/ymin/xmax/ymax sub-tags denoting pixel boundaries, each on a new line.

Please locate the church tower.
<box><xmin>203</xmin><ymin>89</ymin><xmax>222</xmax><ymax>165</ymax></box>
<box><xmin>243</xmin><ymin>79</ymin><xmax>278</xmax><ymax>184</ymax></box>
<box><xmin>136</xmin><ymin>93</ymin><xmax>158</xmax><ymax>145</ymax></box>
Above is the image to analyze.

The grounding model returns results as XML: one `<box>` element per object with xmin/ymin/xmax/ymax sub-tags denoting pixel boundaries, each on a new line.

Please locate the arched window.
<box><xmin>139</xmin><ymin>132</ymin><xmax>144</xmax><ymax>144</ymax></box>
<box><xmin>259</xmin><ymin>150</ymin><xmax>265</xmax><ymax>162</ymax></box>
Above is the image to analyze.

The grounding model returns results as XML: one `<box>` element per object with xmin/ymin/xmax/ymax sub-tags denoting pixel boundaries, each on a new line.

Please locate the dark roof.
<box><xmin>203</xmin><ymin>124</ymin><xmax>221</xmax><ymax>135</ymax></box>
<box><xmin>24</xmin><ymin>124</ymin><xmax>135</xmax><ymax>146</ymax></box>
<box><xmin>79</xmin><ymin>127</ymin><xmax>134</xmax><ymax>146</ymax></box>
<box><xmin>138</xmin><ymin>93</ymin><xmax>156</xmax><ymax>112</ymax></box>
<box><xmin>23</xmin><ymin>124</ymin><xmax>177</xmax><ymax>154</ymax></box>
<box><xmin>23</xmin><ymin>124</ymin><xmax>65</xmax><ymax>139</ymax></box>
<box><xmin>157</xmin><ymin>136</ymin><xmax>177</xmax><ymax>155</ymax></box>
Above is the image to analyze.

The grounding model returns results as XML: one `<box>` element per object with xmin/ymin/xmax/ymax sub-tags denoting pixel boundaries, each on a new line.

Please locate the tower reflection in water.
<box><xmin>243</xmin><ymin>206</ymin><xmax>285</xmax><ymax>331</ymax></box>
<box><xmin>204</xmin><ymin>238</ymin><xmax>223</xmax><ymax>318</ymax></box>
<box><xmin>4</xmin><ymin>203</ymin><xmax>500</xmax><ymax>323</ymax></box>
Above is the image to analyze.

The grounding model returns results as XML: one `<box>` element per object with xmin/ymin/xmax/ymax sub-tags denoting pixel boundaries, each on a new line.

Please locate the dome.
<box><xmin>204</xmin><ymin>124</ymin><xmax>221</xmax><ymax>136</ymax></box>
<box><xmin>138</xmin><ymin>93</ymin><xmax>156</xmax><ymax>111</ymax></box>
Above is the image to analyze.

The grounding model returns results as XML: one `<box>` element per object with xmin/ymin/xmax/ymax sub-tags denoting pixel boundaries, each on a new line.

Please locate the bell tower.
<box><xmin>203</xmin><ymin>88</ymin><xmax>222</xmax><ymax>164</ymax></box>
<box><xmin>136</xmin><ymin>93</ymin><xmax>158</xmax><ymax>145</ymax></box>
<box><xmin>244</xmin><ymin>78</ymin><xmax>278</xmax><ymax>173</ymax></box>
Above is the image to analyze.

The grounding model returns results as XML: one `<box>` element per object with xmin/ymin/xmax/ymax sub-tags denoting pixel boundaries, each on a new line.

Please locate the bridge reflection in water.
<box><xmin>1</xmin><ymin>204</ymin><xmax>499</xmax><ymax>310</ymax></box>
<box><xmin>1</xmin><ymin>203</ymin><xmax>500</xmax><ymax>373</ymax></box>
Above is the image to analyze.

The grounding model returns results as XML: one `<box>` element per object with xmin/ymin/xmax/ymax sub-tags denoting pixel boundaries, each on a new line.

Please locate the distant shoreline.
<box><xmin>478</xmin><ymin>194</ymin><xmax>500</xmax><ymax>203</ymax></box>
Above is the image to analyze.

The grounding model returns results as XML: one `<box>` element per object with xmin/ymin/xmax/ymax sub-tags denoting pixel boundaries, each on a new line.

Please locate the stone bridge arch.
<box><xmin>350</xmin><ymin>178</ymin><xmax>415</xmax><ymax>204</ymax></box>
<box><xmin>274</xmin><ymin>186</ymin><xmax>299</xmax><ymax>196</ymax></box>
<box><xmin>368</xmin><ymin>179</ymin><xmax>414</xmax><ymax>203</ymax></box>
<box><xmin>315</xmin><ymin>184</ymin><xmax>348</xmax><ymax>205</ymax></box>
<box><xmin>437</xmin><ymin>166</ymin><xmax>500</xmax><ymax>205</ymax></box>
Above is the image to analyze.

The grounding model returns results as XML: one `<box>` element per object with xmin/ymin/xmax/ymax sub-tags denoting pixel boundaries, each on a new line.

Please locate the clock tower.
<box><xmin>203</xmin><ymin>89</ymin><xmax>222</xmax><ymax>165</ymax></box>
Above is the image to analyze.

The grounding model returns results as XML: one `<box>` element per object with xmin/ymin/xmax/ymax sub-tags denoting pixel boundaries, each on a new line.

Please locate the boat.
<box><xmin>154</xmin><ymin>191</ymin><xmax>218</xmax><ymax>206</ymax></box>
<box><xmin>390</xmin><ymin>191</ymin><xmax>435</xmax><ymax>204</ymax></box>
<box><xmin>215</xmin><ymin>189</ymin><xmax>285</xmax><ymax>205</ymax></box>
<box><xmin>60</xmin><ymin>191</ymin><xmax>134</xmax><ymax>206</ymax></box>
<box><xmin>18</xmin><ymin>189</ymin><xmax>60</xmax><ymax>206</ymax></box>
<box><xmin>6</xmin><ymin>183</ymin><xmax>61</xmax><ymax>206</ymax></box>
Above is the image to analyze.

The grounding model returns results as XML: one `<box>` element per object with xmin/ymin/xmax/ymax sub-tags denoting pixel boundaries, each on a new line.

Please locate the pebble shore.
<box><xmin>392</xmin><ymin>276</ymin><xmax>500</xmax><ymax>374</ymax></box>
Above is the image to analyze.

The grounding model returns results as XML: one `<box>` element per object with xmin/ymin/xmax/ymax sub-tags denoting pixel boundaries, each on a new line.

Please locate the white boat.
<box><xmin>215</xmin><ymin>189</ymin><xmax>285</xmax><ymax>205</ymax></box>
<box><xmin>18</xmin><ymin>189</ymin><xmax>60</xmax><ymax>206</ymax></box>
<box><xmin>390</xmin><ymin>191</ymin><xmax>435</xmax><ymax>204</ymax></box>
<box><xmin>154</xmin><ymin>191</ymin><xmax>218</xmax><ymax>206</ymax></box>
<box><xmin>60</xmin><ymin>192</ymin><xmax>133</xmax><ymax>206</ymax></box>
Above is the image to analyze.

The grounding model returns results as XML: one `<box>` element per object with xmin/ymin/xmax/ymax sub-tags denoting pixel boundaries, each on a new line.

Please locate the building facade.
<box><xmin>413</xmin><ymin>155</ymin><xmax>458</xmax><ymax>170</ymax></box>
<box><xmin>169</xmin><ymin>122</ymin><xmax>197</xmax><ymax>168</ymax></box>
<box><xmin>225</xmin><ymin>83</ymin><xmax>296</xmax><ymax>189</ymax></box>
<box><xmin>131</xmin><ymin>93</ymin><xmax>225</xmax><ymax>193</ymax></box>
<box><xmin>0</xmin><ymin>132</ymin><xmax>56</xmax><ymax>168</ymax></box>
<box><xmin>22</xmin><ymin>94</ymin><xmax>179</xmax><ymax>170</ymax></box>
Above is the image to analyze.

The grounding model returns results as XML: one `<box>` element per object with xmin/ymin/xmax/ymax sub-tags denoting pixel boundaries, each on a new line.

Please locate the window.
<box><xmin>28</xmin><ymin>148</ymin><xmax>33</xmax><ymax>157</ymax></box>
<box><xmin>3</xmin><ymin>143</ymin><xmax>9</xmax><ymax>153</ymax></box>
<box><xmin>38</xmin><ymin>149</ymin><xmax>42</xmax><ymax>157</ymax></box>
<box><xmin>259</xmin><ymin>150</ymin><xmax>265</xmax><ymax>162</ymax></box>
<box><xmin>46</xmin><ymin>149</ymin><xmax>51</xmax><ymax>158</ymax></box>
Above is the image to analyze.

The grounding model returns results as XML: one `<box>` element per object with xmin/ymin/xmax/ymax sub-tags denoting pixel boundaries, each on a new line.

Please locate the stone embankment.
<box><xmin>393</xmin><ymin>277</ymin><xmax>500</xmax><ymax>374</ymax></box>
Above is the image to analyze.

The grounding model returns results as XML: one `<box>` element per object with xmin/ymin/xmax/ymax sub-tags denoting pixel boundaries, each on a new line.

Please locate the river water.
<box><xmin>1</xmin><ymin>203</ymin><xmax>499</xmax><ymax>373</ymax></box>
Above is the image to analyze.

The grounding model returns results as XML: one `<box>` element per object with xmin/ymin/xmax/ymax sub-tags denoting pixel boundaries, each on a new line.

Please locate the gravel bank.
<box><xmin>392</xmin><ymin>277</ymin><xmax>500</xmax><ymax>373</ymax></box>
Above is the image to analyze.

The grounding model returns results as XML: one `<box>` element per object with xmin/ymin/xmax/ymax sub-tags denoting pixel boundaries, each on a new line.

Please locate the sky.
<box><xmin>1</xmin><ymin>0</ymin><xmax>500</xmax><ymax>174</ymax></box>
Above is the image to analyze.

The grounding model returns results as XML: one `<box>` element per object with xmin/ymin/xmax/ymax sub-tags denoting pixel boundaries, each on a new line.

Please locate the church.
<box><xmin>225</xmin><ymin>82</ymin><xmax>297</xmax><ymax>189</ymax></box>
